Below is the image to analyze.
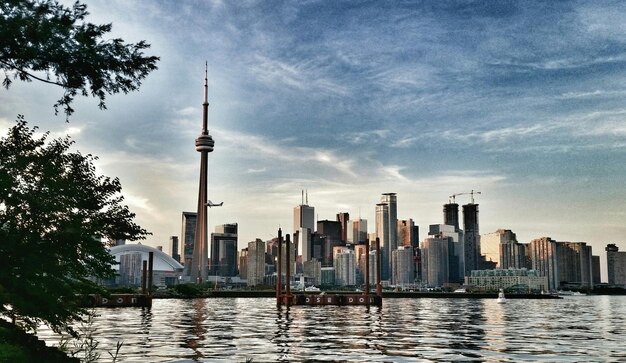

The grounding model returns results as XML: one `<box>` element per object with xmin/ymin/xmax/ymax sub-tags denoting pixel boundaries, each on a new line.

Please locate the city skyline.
<box><xmin>2</xmin><ymin>1</ymin><xmax>626</xmax><ymax>278</ymax></box>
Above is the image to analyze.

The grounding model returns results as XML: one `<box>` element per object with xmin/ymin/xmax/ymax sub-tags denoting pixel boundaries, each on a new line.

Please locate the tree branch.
<box><xmin>0</xmin><ymin>59</ymin><xmax>71</xmax><ymax>89</ymax></box>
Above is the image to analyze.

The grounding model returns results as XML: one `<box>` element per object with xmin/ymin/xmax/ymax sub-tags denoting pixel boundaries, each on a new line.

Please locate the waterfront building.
<box><xmin>556</xmin><ymin>241</ymin><xmax>593</xmax><ymax>289</ymax></box>
<box><xmin>463</xmin><ymin>203</ymin><xmax>481</xmax><ymax>276</ymax></box>
<box><xmin>376</xmin><ymin>192</ymin><xmax>398</xmax><ymax>281</ymax></box>
<box><xmin>336</xmin><ymin>212</ymin><xmax>350</xmax><ymax>243</ymax></box>
<box><xmin>430</xmin><ymin>224</ymin><xmax>464</xmax><ymax>283</ymax></box>
<box><xmin>169</xmin><ymin>236</ymin><xmax>180</xmax><ymax>263</ymax></box>
<box><xmin>303</xmin><ymin>258</ymin><xmax>322</xmax><ymax>285</ymax></box>
<box><xmin>480</xmin><ymin>229</ymin><xmax>521</xmax><ymax>269</ymax></box>
<box><xmin>421</xmin><ymin>234</ymin><xmax>451</xmax><ymax>287</ymax></box>
<box><xmin>335</xmin><ymin>249</ymin><xmax>356</xmax><ymax>286</ymax></box>
<box><xmin>210</xmin><ymin>223</ymin><xmax>238</xmax><ymax>277</ymax></box>
<box><xmin>606</xmin><ymin>244</ymin><xmax>626</xmax><ymax>287</ymax></box>
<box><xmin>110</xmin><ymin>244</ymin><xmax>184</xmax><ymax>287</ymax></box>
<box><xmin>592</xmin><ymin>255</ymin><xmax>601</xmax><ymax>286</ymax></box>
<box><xmin>321</xmin><ymin>267</ymin><xmax>335</xmax><ymax>285</ymax></box>
<box><xmin>465</xmin><ymin>268</ymin><xmax>548</xmax><ymax>292</ymax></box>
<box><xmin>528</xmin><ymin>237</ymin><xmax>559</xmax><ymax>291</ymax></box>
<box><xmin>294</xmin><ymin>191</ymin><xmax>315</xmax><ymax>235</ymax></box>
<box><xmin>180</xmin><ymin>211</ymin><xmax>197</xmax><ymax>275</ymax></box>
<box><xmin>347</xmin><ymin>218</ymin><xmax>368</xmax><ymax>245</ymax></box>
<box><xmin>247</xmin><ymin>239</ymin><xmax>266</xmax><ymax>286</ymax></box>
<box><xmin>392</xmin><ymin>246</ymin><xmax>414</xmax><ymax>286</ymax></box>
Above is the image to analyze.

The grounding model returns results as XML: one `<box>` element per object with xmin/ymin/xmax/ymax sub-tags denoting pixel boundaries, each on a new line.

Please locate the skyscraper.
<box><xmin>606</xmin><ymin>244</ymin><xmax>626</xmax><ymax>287</ymax></box>
<box><xmin>392</xmin><ymin>246</ymin><xmax>414</xmax><ymax>286</ymax></box>
<box><xmin>247</xmin><ymin>239</ymin><xmax>266</xmax><ymax>286</ymax></box>
<box><xmin>528</xmin><ymin>237</ymin><xmax>559</xmax><ymax>291</ymax></box>
<box><xmin>430</xmin><ymin>224</ymin><xmax>464</xmax><ymax>283</ymax></box>
<box><xmin>398</xmin><ymin>219</ymin><xmax>418</xmax><ymax>249</ymax></box>
<box><xmin>210</xmin><ymin>223</ymin><xmax>238</xmax><ymax>276</ymax></box>
<box><xmin>336</xmin><ymin>212</ymin><xmax>349</xmax><ymax>243</ymax></box>
<box><xmin>334</xmin><ymin>248</ymin><xmax>356</xmax><ymax>286</ymax></box>
<box><xmin>443</xmin><ymin>203</ymin><xmax>460</xmax><ymax>231</ymax></box>
<box><xmin>481</xmin><ymin>229</ymin><xmax>519</xmax><ymax>269</ymax></box>
<box><xmin>463</xmin><ymin>203</ymin><xmax>481</xmax><ymax>276</ymax></box>
<box><xmin>169</xmin><ymin>236</ymin><xmax>180</xmax><ymax>263</ymax></box>
<box><xmin>293</xmin><ymin>191</ymin><xmax>314</xmax><ymax>235</ymax></box>
<box><xmin>190</xmin><ymin>66</ymin><xmax>215</xmax><ymax>283</ymax></box>
<box><xmin>181</xmin><ymin>211</ymin><xmax>197</xmax><ymax>276</ymax></box>
<box><xmin>376</xmin><ymin>192</ymin><xmax>397</xmax><ymax>281</ymax></box>
<box><xmin>421</xmin><ymin>234</ymin><xmax>451</xmax><ymax>287</ymax></box>
<box><xmin>347</xmin><ymin>218</ymin><xmax>368</xmax><ymax>245</ymax></box>
<box><xmin>556</xmin><ymin>241</ymin><xmax>593</xmax><ymax>289</ymax></box>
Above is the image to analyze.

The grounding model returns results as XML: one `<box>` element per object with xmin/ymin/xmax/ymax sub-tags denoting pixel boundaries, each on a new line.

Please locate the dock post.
<box><xmin>365</xmin><ymin>241</ymin><xmax>370</xmax><ymax>303</ymax></box>
<box><xmin>376</xmin><ymin>237</ymin><xmax>382</xmax><ymax>297</ymax></box>
<box><xmin>277</xmin><ymin>228</ymin><xmax>283</xmax><ymax>306</ymax></box>
<box><xmin>285</xmin><ymin>234</ymin><xmax>292</xmax><ymax>305</ymax></box>
<box><xmin>148</xmin><ymin>251</ymin><xmax>154</xmax><ymax>296</ymax></box>
<box><xmin>141</xmin><ymin>260</ymin><xmax>147</xmax><ymax>294</ymax></box>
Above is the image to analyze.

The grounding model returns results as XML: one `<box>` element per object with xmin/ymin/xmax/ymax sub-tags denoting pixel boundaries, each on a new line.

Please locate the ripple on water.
<box><xmin>36</xmin><ymin>296</ymin><xmax>626</xmax><ymax>362</ymax></box>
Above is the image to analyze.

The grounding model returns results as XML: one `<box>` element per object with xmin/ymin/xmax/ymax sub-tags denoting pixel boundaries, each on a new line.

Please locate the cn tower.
<box><xmin>190</xmin><ymin>64</ymin><xmax>214</xmax><ymax>283</ymax></box>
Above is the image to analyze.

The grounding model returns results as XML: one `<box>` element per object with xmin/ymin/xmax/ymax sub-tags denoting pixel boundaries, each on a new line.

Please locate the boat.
<box><xmin>496</xmin><ymin>288</ymin><xmax>506</xmax><ymax>304</ymax></box>
<box><xmin>305</xmin><ymin>286</ymin><xmax>320</xmax><ymax>292</ymax></box>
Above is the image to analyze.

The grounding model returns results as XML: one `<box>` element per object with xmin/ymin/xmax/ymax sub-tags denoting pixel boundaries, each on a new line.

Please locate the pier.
<box><xmin>276</xmin><ymin>228</ymin><xmax>383</xmax><ymax>307</ymax></box>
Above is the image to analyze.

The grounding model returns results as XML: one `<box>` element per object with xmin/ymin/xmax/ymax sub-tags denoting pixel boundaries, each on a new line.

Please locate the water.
<box><xmin>38</xmin><ymin>296</ymin><xmax>626</xmax><ymax>362</ymax></box>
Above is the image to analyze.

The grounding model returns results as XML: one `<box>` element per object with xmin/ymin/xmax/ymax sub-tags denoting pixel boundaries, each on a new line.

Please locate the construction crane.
<box><xmin>449</xmin><ymin>190</ymin><xmax>481</xmax><ymax>204</ymax></box>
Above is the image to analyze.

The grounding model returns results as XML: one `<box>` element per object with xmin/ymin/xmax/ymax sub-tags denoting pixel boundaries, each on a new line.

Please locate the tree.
<box><xmin>0</xmin><ymin>117</ymin><xmax>149</xmax><ymax>336</ymax></box>
<box><xmin>0</xmin><ymin>0</ymin><xmax>159</xmax><ymax>117</ymax></box>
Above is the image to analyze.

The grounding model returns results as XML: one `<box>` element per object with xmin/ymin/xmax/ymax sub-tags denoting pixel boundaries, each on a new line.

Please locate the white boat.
<box><xmin>496</xmin><ymin>289</ymin><xmax>506</xmax><ymax>304</ymax></box>
<box><xmin>305</xmin><ymin>286</ymin><xmax>320</xmax><ymax>292</ymax></box>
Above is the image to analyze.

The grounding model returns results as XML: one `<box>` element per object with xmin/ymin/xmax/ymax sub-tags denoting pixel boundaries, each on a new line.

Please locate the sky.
<box><xmin>2</xmin><ymin>1</ymin><xmax>626</xmax><ymax>280</ymax></box>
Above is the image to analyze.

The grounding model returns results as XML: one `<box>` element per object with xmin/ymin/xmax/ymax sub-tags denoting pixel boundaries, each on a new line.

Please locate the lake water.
<box><xmin>38</xmin><ymin>296</ymin><xmax>626</xmax><ymax>362</ymax></box>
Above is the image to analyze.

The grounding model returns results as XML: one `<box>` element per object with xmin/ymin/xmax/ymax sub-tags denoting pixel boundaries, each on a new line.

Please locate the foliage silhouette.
<box><xmin>0</xmin><ymin>0</ymin><xmax>159</xmax><ymax>118</ymax></box>
<box><xmin>0</xmin><ymin>117</ymin><xmax>149</xmax><ymax>336</ymax></box>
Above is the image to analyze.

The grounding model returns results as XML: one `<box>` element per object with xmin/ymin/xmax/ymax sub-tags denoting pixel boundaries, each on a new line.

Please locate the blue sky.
<box><xmin>2</xmin><ymin>1</ymin><xmax>625</xmax><ymax>276</ymax></box>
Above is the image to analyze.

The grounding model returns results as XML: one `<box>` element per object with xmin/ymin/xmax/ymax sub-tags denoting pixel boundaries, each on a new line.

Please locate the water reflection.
<box><xmin>36</xmin><ymin>296</ymin><xmax>626</xmax><ymax>362</ymax></box>
<box><xmin>180</xmin><ymin>299</ymin><xmax>207</xmax><ymax>361</ymax></box>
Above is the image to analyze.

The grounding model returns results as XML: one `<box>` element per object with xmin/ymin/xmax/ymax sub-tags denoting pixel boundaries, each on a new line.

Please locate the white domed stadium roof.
<box><xmin>109</xmin><ymin>243</ymin><xmax>184</xmax><ymax>272</ymax></box>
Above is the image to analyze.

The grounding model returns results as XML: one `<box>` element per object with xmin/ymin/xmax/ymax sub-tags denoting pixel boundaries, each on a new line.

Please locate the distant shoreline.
<box><xmin>151</xmin><ymin>290</ymin><xmax>563</xmax><ymax>299</ymax></box>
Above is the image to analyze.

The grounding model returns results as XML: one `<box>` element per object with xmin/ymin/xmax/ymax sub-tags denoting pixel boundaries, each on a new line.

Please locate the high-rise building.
<box><xmin>181</xmin><ymin>211</ymin><xmax>197</xmax><ymax>275</ymax></box>
<box><xmin>443</xmin><ymin>203</ymin><xmax>460</xmax><ymax>231</ymax></box>
<box><xmin>347</xmin><ymin>218</ymin><xmax>368</xmax><ymax>245</ymax></box>
<box><xmin>295</xmin><ymin>227</ymin><xmax>311</xmax><ymax>263</ymax></box>
<box><xmin>592</xmin><ymin>255</ymin><xmax>601</xmax><ymax>286</ymax></box>
<box><xmin>210</xmin><ymin>223</ymin><xmax>238</xmax><ymax>277</ymax></box>
<box><xmin>556</xmin><ymin>241</ymin><xmax>593</xmax><ymax>289</ymax></box>
<box><xmin>398</xmin><ymin>219</ymin><xmax>418</xmax><ymax>249</ymax></box>
<box><xmin>376</xmin><ymin>193</ymin><xmax>397</xmax><ymax>281</ymax></box>
<box><xmin>336</xmin><ymin>212</ymin><xmax>350</xmax><ymax>243</ymax></box>
<box><xmin>392</xmin><ymin>246</ymin><xmax>414</xmax><ymax>286</ymax></box>
<box><xmin>169</xmin><ymin>236</ymin><xmax>180</xmax><ymax>263</ymax></box>
<box><xmin>334</xmin><ymin>248</ymin><xmax>356</xmax><ymax>286</ymax></box>
<box><xmin>294</xmin><ymin>191</ymin><xmax>314</xmax><ymax>235</ymax></box>
<box><xmin>528</xmin><ymin>237</ymin><xmax>559</xmax><ymax>291</ymax></box>
<box><xmin>247</xmin><ymin>239</ymin><xmax>266</xmax><ymax>286</ymax></box>
<box><xmin>430</xmin><ymin>224</ymin><xmax>464</xmax><ymax>283</ymax></box>
<box><xmin>463</xmin><ymin>203</ymin><xmax>481</xmax><ymax>276</ymax></box>
<box><xmin>421</xmin><ymin>234</ymin><xmax>451</xmax><ymax>287</ymax></box>
<box><xmin>238</xmin><ymin>247</ymin><xmax>248</xmax><ymax>280</ymax></box>
<box><xmin>118</xmin><ymin>252</ymin><xmax>143</xmax><ymax>286</ymax></box>
<box><xmin>303</xmin><ymin>258</ymin><xmax>322</xmax><ymax>285</ymax></box>
<box><xmin>480</xmin><ymin>229</ymin><xmax>519</xmax><ymax>269</ymax></box>
<box><xmin>318</xmin><ymin>220</ymin><xmax>343</xmax><ymax>267</ymax></box>
<box><xmin>606</xmin><ymin>244</ymin><xmax>626</xmax><ymax>287</ymax></box>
